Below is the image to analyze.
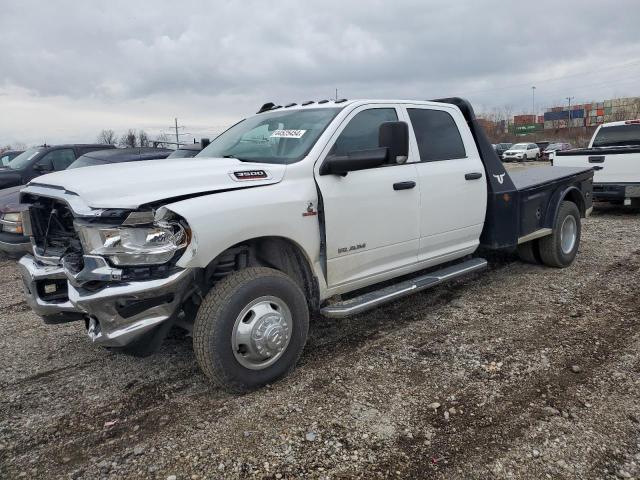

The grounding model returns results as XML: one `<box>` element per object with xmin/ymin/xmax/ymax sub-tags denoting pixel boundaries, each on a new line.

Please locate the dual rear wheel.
<box><xmin>518</xmin><ymin>201</ymin><xmax>581</xmax><ymax>268</ymax></box>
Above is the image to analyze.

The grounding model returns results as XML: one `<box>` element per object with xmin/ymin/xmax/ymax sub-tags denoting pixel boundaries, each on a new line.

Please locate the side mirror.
<box><xmin>319</xmin><ymin>148</ymin><xmax>388</xmax><ymax>176</ymax></box>
<box><xmin>379</xmin><ymin>121</ymin><xmax>409</xmax><ymax>164</ymax></box>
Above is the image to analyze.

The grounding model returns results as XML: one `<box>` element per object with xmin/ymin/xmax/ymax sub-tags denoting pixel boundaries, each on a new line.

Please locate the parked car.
<box><xmin>535</xmin><ymin>141</ymin><xmax>551</xmax><ymax>152</ymax></box>
<box><xmin>0</xmin><ymin>150</ymin><xmax>24</xmax><ymax>166</ymax></box>
<box><xmin>542</xmin><ymin>142</ymin><xmax>572</xmax><ymax>160</ymax></box>
<box><xmin>553</xmin><ymin>119</ymin><xmax>640</xmax><ymax>206</ymax></box>
<box><xmin>494</xmin><ymin>142</ymin><xmax>512</xmax><ymax>159</ymax></box>
<box><xmin>167</xmin><ymin>139</ymin><xmax>210</xmax><ymax>159</ymax></box>
<box><xmin>502</xmin><ymin>143</ymin><xmax>540</xmax><ymax>161</ymax></box>
<box><xmin>17</xmin><ymin>97</ymin><xmax>592</xmax><ymax>392</ymax></box>
<box><xmin>0</xmin><ymin>147</ymin><xmax>172</xmax><ymax>255</ymax></box>
<box><xmin>0</xmin><ymin>144</ymin><xmax>115</xmax><ymax>190</ymax></box>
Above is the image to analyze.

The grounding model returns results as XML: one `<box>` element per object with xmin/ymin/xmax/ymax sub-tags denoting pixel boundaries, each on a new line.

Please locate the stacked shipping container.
<box><xmin>543</xmin><ymin>97</ymin><xmax>640</xmax><ymax>129</ymax></box>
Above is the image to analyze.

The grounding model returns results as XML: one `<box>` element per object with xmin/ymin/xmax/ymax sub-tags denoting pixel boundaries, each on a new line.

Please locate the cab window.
<box><xmin>332</xmin><ymin>108</ymin><xmax>398</xmax><ymax>155</ymax></box>
<box><xmin>408</xmin><ymin>108</ymin><xmax>466</xmax><ymax>161</ymax></box>
<box><xmin>38</xmin><ymin>149</ymin><xmax>76</xmax><ymax>171</ymax></box>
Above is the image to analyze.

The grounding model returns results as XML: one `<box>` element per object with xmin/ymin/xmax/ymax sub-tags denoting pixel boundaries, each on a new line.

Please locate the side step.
<box><xmin>320</xmin><ymin>257</ymin><xmax>487</xmax><ymax>319</ymax></box>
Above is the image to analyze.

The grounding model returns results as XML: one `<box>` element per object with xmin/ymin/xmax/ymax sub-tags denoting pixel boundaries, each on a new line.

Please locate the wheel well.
<box><xmin>563</xmin><ymin>189</ymin><xmax>586</xmax><ymax>217</ymax></box>
<box><xmin>199</xmin><ymin>237</ymin><xmax>319</xmax><ymax>311</ymax></box>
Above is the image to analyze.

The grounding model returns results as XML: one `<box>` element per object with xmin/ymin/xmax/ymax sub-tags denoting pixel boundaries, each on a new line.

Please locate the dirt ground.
<box><xmin>1</xmin><ymin>162</ymin><xmax>639</xmax><ymax>479</ymax></box>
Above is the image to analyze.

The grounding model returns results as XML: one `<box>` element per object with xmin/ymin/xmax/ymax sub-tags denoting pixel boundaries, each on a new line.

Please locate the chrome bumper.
<box><xmin>18</xmin><ymin>255</ymin><xmax>193</xmax><ymax>347</ymax></box>
<box><xmin>18</xmin><ymin>256</ymin><xmax>83</xmax><ymax>323</ymax></box>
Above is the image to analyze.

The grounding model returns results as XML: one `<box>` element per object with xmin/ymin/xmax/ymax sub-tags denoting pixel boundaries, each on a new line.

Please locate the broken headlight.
<box><xmin>75</xmin><ymin>220</ymin><xmax>189</xmax><ymax>266</ymax></box>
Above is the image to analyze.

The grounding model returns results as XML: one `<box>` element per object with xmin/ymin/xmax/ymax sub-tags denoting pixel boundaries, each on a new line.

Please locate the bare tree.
<box><xmin>137</xmin><ymin>130</ymin><xmax>150</xmax><ymax>147</ymax></box>
<box><xmin>96</xmin><ymin>129</ymin><xmax>117</xmax><ymax>145</ymax></box>
<box><xmin>119</xmin><ymin>129</ymin><xmax>138</xmax><ymax>148</ymax></box>
<box><xmin>153</xmin><ymin>132</ymin><xmax>172</xmax><ymax>148</ymax></box>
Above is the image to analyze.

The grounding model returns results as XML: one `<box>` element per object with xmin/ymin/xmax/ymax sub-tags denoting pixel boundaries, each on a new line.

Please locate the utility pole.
<box><xmin>566</xmin><ymin>96</ymin><xmax>574</xmax><ymax>132</ymax></box>
<box><xmin>174</xmin><ymin>117</ymin><xmax>180</xmax><ymax>147</ymax></box>
<box><xmin>335</xmin><ymin>88</ymin><xmax>338</xmax><ymax>101</ymax></box>
<box><xmin>531</xmin><ymin>86</ymin><xmax>536</xmax><ymax>115</ymax></box>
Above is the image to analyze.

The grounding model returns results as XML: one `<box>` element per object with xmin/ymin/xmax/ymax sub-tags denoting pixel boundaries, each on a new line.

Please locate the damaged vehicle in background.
<box><xmin>0</xmin><ymin>147</ymin><xmax>172</xmax><ymax>255</ymax></box>
<box><xmin>17</xmin><ymin>97</ymin><xmax>593</xmax><ymax>393</ymax></box>
<box><xmin>543</xmin><ymin>142</ymin><xmax>573</xmax><ymax>160</ymax></box>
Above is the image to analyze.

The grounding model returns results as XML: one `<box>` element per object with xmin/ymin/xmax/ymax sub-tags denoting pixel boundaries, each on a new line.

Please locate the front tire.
<box><xmin>193</xmin><ymin>267</ymin><xmax>309</xmax><ymax>393</ymax></box>
<box><xmin>539</xmin><ymin>201</ymin><xmax>581</xmax><ymax>268</ymax></box>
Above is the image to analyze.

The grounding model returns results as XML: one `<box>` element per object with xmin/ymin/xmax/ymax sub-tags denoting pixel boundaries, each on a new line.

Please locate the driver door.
<box><xmin>314</xmin><ymin>105</ymin><xmax>420</xmax><ymax>289</ymax></box>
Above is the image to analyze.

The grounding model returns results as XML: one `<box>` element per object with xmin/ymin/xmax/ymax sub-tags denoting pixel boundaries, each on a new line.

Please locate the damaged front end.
<box><xmin>18</xmin><ymin>185</ymin><xmax>195</xmax><ymax>348</ymax></box>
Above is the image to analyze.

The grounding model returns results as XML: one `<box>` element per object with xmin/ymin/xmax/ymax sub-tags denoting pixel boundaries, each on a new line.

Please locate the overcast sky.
<box><xmin>1</xmin><ymin>0</ymin><xmax>639</xmax><ymax>146</ymax></box>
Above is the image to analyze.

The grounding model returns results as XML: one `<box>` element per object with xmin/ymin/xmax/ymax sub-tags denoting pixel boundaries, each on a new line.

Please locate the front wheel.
<box><xmin>539</xmin><ymin>201</ymin><xmax>581</xmax><ymax>268</ymax></box>
<box><xmin>193</xmin><ymin>267</ymin><xmax>309</xmax><ymax>393</ymax></box>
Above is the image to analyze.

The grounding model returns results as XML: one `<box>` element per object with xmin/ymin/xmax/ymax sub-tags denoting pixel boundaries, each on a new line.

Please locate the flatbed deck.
<box><xmin>509</xmin><ymin>166</ymin><xmax>594</xmax><ymax>190</ymax></box>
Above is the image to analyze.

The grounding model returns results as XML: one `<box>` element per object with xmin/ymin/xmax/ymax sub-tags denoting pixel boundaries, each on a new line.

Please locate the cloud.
<box><xmin>1</xmin><ymin>0</ymin><xmax>639</xmax><ymax>144</ymax></box>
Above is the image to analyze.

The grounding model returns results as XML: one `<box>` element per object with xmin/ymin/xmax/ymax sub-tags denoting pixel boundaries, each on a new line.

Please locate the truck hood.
<box><xmin>27</xmin><ymin>158</ymin><xmax>286</xmax><ymax>209</ymax></box>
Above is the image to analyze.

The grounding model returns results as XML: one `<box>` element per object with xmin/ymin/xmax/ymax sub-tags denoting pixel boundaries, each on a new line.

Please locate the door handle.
<box><xmin>393</xmin><ymin>181</ymin><xmax>416</xmax><ymax>191</ymax></box>
<box><xmin>588</xmin><ymin>156</ymin><xmax>605</xmax><ymax>163</ymax></box>
<box><xmin>465</xmin><ymin>172</ymin><xmax>483</xmax><ymax>180</ymax></box>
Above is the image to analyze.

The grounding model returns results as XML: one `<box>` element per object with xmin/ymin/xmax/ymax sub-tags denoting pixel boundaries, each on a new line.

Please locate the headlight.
<box><xmin>76</xmin><ymin>220</ymin><xmax>189</xmax><ymax>266</ymax></box>
<box><xmin>0</xmin><ymin>212</ymin><xmax>24</xmax><ymax>234</ymax></box>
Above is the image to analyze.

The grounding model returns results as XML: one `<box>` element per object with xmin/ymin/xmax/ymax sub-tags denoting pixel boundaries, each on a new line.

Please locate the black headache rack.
<box><xmin>432</xmin><ymin>97</ymin><xmax>519</xmax><ymax>249</ymax></box>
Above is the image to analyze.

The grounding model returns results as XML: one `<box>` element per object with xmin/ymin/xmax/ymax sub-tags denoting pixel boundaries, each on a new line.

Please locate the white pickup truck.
<box><xmin>553</xmin><ymin>119</ymin><xmax>640</xmax><ymax>206</ymax></box>
<box><xmin>18</xmin><ymin>98</ymin><xmax>593</xmax><ymax>392</ymax></box>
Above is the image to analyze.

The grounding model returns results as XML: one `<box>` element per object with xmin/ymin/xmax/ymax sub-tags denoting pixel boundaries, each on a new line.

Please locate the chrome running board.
<box><xmin>320</xmin><ymin>257</ymin><xmax>487</xmax><ymax>319</ymax></box>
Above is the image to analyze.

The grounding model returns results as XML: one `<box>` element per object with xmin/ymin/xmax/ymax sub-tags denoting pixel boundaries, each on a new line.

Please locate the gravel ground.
<box><xmin>1</xmin><ymin>162</ymin><xmax>639</xmax><ymax>479</ymax></box>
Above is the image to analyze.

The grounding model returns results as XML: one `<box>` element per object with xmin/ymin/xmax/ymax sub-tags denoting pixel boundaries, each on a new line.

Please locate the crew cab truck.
<box><xmin>17</xmin><ymin>98</ymin><xmax>593</xmax><ymax>392</ymax></box>
<box><xmin>553</xmin><ymin>119</ymin><xmax>640</xmax><ymax>206</ymax></box>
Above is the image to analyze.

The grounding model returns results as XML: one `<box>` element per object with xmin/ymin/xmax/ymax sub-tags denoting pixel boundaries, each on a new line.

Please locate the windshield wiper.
<box><xmin>222</xmin><ymin>154</ymin><xmax>251</xmax><ymax>162</ymax></box>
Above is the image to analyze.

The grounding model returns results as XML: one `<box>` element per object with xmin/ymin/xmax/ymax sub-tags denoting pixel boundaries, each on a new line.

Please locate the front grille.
<box><xmin>26</xmin><ymin>196</ymin><xmax>83</xmax><ymax>260</ymax></box>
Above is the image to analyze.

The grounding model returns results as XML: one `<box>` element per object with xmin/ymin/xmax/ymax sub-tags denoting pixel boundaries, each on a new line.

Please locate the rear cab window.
<box><xmin>592</xmin><ymin>124</ymin><xmax>640</xmax><ymax>147</ymax></box>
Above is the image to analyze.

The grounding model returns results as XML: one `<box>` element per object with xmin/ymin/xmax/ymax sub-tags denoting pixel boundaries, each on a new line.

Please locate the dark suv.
<box><xmin>0</xmin><ymin>144</ymin><xmax>115</xmax><ymax>189</ymax></box>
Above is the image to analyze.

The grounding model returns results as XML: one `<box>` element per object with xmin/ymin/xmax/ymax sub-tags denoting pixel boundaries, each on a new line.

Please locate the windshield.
<box><xmin>8</xmin><ymin>147</ymin><xmax>40</xmax><ymax>170</ymax></box>
<box><xmin>198</xmin><ymin>107</ymin><xmax>342</xmax><ymax>164</ymax></box>
<box><xmin>168</xmin><ymin>148</ymin><xmax>199</xmax><ymax>159</ymax></box>
<box><xmin>510</xmin><ymin>143</ymin><xmax>528</xmax><ymax>150</ymax></box>
<box><xmin>592</xmin><ymin>124</ymin><xmax>640</xmax><ymax>147</ymax></box>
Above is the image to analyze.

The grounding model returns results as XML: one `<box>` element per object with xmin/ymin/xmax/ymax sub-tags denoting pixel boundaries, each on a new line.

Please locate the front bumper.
<box><xmin>593</xmin><ymin>183</ymin><xmax>640</xmax><ymax>201</ymax></box>
<box><xmin>0</xmin><ymin>231</ymin><xmax>31</xmax><ymax>255</ymax></box>
<box><xmin>18</xmin><ymin>255</ymin><xmax>193</xmax><ymax>346</ymax></box>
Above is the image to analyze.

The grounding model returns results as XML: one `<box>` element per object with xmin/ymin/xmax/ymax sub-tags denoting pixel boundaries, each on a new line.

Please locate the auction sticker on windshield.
<box><xmin>270</xmin><ymin>129</ymin><xmax>307</xmax><ymax>139</ymax></box>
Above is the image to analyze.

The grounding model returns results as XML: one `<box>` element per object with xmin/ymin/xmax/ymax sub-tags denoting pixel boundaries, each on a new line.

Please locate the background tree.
<box><xmin>96</xmin><ymin>129</ymin><xmax>117</xmax><ymax>145</ymax></box>
<box><xmin>153</xmin><ymin>132</ymin><xmax>172</xmax><ymax>148</ymax></box>
<box><xmin>119</xmin><ymin>129</ymin><xmax>137</xmax><ymax>148</ymax></box>
<box><xmin>137</xmin><ymin>130</ymin><xmax>149</xmax><ymax>147</ymax></box>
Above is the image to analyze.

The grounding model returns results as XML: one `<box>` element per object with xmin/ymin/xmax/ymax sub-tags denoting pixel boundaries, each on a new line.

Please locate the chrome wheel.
<box><xmin>560</xmin><ymin>215</ymin><xmax>577</xmax><ymax>254</ymax></box>
<box><xmin>231</xmin><ymin>296</ymin><xmax>292</xmax><ymax>370</ymax></box>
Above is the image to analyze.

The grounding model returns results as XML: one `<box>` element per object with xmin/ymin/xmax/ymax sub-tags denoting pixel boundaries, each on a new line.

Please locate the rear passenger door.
<box><xmin>405</xmin><ymin>105</ymin><xmax>487</xmax><ymax>263</ymax></box>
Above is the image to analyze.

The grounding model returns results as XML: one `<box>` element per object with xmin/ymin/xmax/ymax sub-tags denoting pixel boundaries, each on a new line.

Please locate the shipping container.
<box><xmin>514</xmin><ymin>114</ymin><xmax>537</xmax><ymax>125</ymax></box>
